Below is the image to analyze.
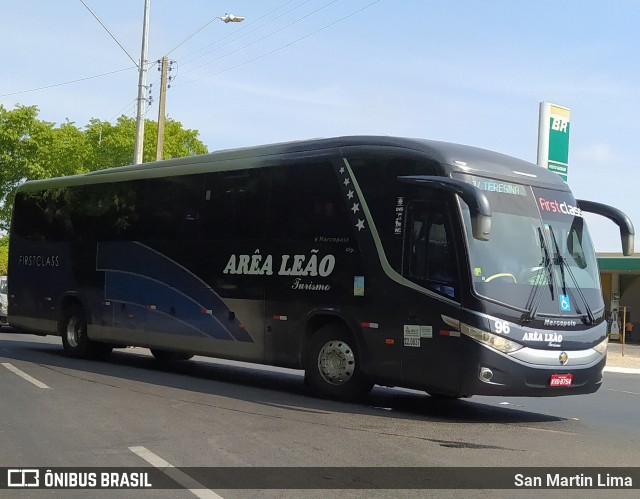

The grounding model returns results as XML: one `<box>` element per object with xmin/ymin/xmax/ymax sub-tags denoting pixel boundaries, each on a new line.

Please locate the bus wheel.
<box><xmin>61</xmin><ymin>305</ymin><xmax>106</xmax><ymax>358</ymax></box>
<box><xmin>305</xmin><ymin>325</ymin><xmax>373</xmax><ymax>401</ymax></box>
<box><xmin>150</xmin><ymin>349</ymin><xmax>194</xmax><ymax>362</ymax></box>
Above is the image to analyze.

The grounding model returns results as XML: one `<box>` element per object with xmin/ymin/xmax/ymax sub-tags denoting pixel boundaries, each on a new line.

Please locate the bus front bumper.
<box><xmin>460</xmin><ymin>344</ymin><xmax>607</xmax><ymax>397</ymax></box>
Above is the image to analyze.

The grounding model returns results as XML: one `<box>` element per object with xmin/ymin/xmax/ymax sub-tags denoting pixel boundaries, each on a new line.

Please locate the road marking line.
<box><xmin>606</xmin><ymin>388</ymin><xmax>640</xmax><ymax>396</ymax></box>
<box><xmin>1</xmin><ymin>362</ymin><xmax>50</xmax><ymax>389</ymax></box>
<box><xmin>129</xmin><ymin>446</ymin><xmax>223</xmax><ymax>499</ymax></box>
<box><xmin>522</xmin><ymin>427</ymin><xmax>578</xmax><ymax>435</ymax></box>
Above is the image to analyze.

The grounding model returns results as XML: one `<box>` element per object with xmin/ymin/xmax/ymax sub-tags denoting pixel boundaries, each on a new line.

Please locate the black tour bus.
<box><xmin>7</xmin><ymin>136</ymin><xmax>634</xmax><ymax>400</ymax></box>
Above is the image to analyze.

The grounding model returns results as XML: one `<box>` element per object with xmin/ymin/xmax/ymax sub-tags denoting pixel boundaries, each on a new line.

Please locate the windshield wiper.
<box><xmin>521</xmin><ymin>227</ymin><xmax>555</xmax><ymax>324</ymax></box>
<box><xmin>548</xmin><ymin>226</ymin><xmax>596</xmax><ymax>325</ymax></box>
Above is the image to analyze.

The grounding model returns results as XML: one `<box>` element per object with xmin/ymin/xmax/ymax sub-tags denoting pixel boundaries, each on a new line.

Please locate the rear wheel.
<box><xmin>60</xmin><ymin>305</ymin><xmax>111</xmax><ymax>358</ymax></box>
<box><xmin>305</xmin><ymin>324</ymin><xmax>373</xmax><ymax>401</ymax></box>
<box><xmin>150</xmin><ymin>349</ymin><xmax>194</xmax><ymax>362</ymax></box>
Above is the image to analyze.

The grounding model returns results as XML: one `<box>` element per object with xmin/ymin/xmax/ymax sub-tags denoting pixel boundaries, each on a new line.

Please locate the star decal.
<box><xmin>335</xmin><ymin>165</ymin><xmax>367</xmax><ymax>233</ymax></box>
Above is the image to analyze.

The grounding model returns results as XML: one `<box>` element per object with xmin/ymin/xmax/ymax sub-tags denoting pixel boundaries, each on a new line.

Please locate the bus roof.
<box><xmin>16</xmin><ymin>136</ymin><xmax>569</xmax><ymax>192</ymax></box>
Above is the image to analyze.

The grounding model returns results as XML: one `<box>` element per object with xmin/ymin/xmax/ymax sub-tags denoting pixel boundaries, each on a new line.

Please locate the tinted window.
<box><xmin>142</xmin><ymin>176</ymin><xmax>203</xmax><ymax>241</ymax></box>
<box><xmin>15</xmin><ymin>182</ymin><xmax>143</xmax><ymax>243</ymax></box>
<box><xmin>73</xmin><ymin>182</ymin><xmax>142</xmax><ymax>241</ymax></box>
<box><xmin>13</xmin><ymin>191</ymin><xmax>52</xmax><ymax>241</ymax></box>
<box><xmin>200</xmin><ymin>168</ymin><xmax>271</xmax><ymax>241</ymax></box>
<box><xmin>268</xmin><ymin>162</ymin><xmax>350</xmax><ymax>241</ymax></box>
<box><xmin>405</xmin><ymin>201</ymin><xmax>458</xmax><ymax>299</ymax></box>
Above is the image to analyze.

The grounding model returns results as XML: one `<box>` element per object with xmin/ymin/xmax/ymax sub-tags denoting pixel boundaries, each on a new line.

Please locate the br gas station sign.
<box><xmin>537</xmin><ymin>102</ymin><xmax>571</xmax><ymax>181</ymax></box>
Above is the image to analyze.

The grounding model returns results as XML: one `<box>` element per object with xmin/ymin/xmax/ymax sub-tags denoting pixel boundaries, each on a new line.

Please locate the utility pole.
<box><xmin>133</xmin><ymin>0</ymin><xmax>151</xmax><ymax>165</ymax></box>
<box><xmin>155</xmin><ymin>56</ymin><xmax>169</xmax><ymax>161</ymax></box>
<box><xmin>135</xmin><ymin>9</ymin><xmax>244</xmax><ymax>164</ymax></box>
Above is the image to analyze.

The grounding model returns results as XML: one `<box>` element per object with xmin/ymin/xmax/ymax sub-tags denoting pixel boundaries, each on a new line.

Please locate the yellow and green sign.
<box><xmin>537</xmin><ymin>102</ymin><xmax>571</xmax><ymax>181</ymax></box>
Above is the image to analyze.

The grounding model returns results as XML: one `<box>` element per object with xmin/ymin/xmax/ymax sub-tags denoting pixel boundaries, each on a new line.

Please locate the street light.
<box><xmin>220</xmin><ymin>13</ymin><xmax>245</xmax><ymax>23</ymax></box>
<box><xmin>133</xmin><ymin>4</ymin><xmax>245</xmax><ymax>164</ymax></box>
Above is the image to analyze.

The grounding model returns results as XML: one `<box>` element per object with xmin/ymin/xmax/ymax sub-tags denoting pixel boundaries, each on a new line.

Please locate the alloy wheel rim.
<box><xmin>66</xmin><ymin>317</ymin><xmax>81</xmax><ymax>348</ymax></box>
<box><xmin>317</xmin><ymin>340</ymin><xmax>355</xmax><ymax>385</ymax></box>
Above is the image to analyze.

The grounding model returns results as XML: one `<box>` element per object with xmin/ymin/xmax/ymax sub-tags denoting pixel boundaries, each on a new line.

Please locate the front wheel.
<box><xmin>305</xmin><ymin>325</ymin><xmax>373</xmax><ymax>401</ymax></box>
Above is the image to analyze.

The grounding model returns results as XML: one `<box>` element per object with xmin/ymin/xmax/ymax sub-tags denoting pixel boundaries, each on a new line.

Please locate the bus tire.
<box><xmin>60</xmin><ymin>305</ymin><xmax>106</xmax><ymax>358</ymax></box>
<box><xmin>305</xmin><ymin>325</ymin><xmax>373</xmax><ymax>401</ymax></box>
<box><xmin>150</xmin><ymin>349</ymin><xmax>194</xmax><ymax>362</ymax></box>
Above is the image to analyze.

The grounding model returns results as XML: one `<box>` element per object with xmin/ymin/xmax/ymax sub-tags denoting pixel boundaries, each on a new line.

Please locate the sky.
<box><xmin>1</xmin><ymin>1</ymin><xmax>639</xmax><ymax>253</ymax></box>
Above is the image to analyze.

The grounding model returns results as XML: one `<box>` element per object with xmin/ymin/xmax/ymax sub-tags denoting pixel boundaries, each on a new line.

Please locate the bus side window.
<box><xmin>201</xmin><ymin>169</ymin><xmax>271</xmax><ymax>241</ymax></box>
<box><xmin>12</xmin><ymin>191</ymin><xmax>53</xmax><ymax>241</ymax></box>
<box><xmin>405</xmin><ymin>203</ymin><xmax>457</xmax><ymax>299</ymax></box>
<box><xmin>142</xmin><ymin>176</ymin><xmax>202</xmax><ymax>242</ymax></box>
<box><xmin>267</xmin><ymin>162</ymin><xmax>351</xmax><ymax>241</ymax></box>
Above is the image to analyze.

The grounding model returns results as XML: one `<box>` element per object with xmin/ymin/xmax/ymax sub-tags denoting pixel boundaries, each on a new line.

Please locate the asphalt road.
<box><xmin>1</xmin><ymin>331</ymin><xmax>639</xmax><ymax>498</ymax></box>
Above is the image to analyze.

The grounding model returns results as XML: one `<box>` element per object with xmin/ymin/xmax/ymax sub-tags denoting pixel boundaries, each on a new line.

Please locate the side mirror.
<box><xmin>398</xmin><ymin>176</ymin><xmax>492</xmax><ymax>241</ymax></box>
<box><xmin>577</xmin><ymin>200</ymin><xmax>635</xmax><ymax>256</ymax></box>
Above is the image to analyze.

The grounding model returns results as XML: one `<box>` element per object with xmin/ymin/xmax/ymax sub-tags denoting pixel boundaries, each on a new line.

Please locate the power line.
<box><xmin>175</xmin><ymin>0</ymin><xmax>382</xmax><ymax>86</ymax></box>
<box><xmin>1</xmin><ymin>1</ymin><xmax>381</xmax><ymax>119</ymax></box>
<box><xmin>176</xmin><ymin>0</ymin><xmax>313</xmax><ymax>67</ymax></box>
<box><xmin>79</xmin><ymin>0</ymin><xmax>138</xmax><ymax>66</ymax></box>
<box><xmin>108</xmin><ymin>73</ymin><xmax>163</xmax><ymax>124</ymax></box>
<box><xmin>178</xmin><ymin>0</ymin><xmax>341</xmax><ymax>77</ymax></box>
<box><xmin>164</xmin><ymin>17</ymin><xmax>222</xmax><ymax>58</ymax></box>
<box><xmin>0</xmin><ymin>67</ymin><xmax>136</xmax><ymax>98</ymax></box>
<box><xmin>108</xmin><ymin>99</ymin><xmax>138</xmax><ymax>123</ymax></box>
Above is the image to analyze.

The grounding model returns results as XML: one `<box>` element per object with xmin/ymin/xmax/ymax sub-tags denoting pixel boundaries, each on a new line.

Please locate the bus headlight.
<box><xmin>460</xmin><ymin>323</ymin><xmax>523</xmax><ymax>353</ymax></box>
<box><xmin>592</xmin><ymin>337</ymin><xmax>608</xmax><ymax>355</ymax></box>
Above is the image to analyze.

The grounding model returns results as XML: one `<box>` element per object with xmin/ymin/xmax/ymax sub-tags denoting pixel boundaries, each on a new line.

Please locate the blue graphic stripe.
<box><xmin>97</xmin><ymin>241</ymin><xmax>253</xmax><ymax>342</ymax></box>
<box><xmin>105</xmin><ymin>271</ymin><xmax>232</xmax><ymax>340</ymax></box>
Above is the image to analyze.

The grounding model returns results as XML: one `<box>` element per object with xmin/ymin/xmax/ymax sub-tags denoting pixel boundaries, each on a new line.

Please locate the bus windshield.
<box><xmin>457</xmin><ymin>174</ymin><xmax>602</xmax><ymax>319</ymax></box>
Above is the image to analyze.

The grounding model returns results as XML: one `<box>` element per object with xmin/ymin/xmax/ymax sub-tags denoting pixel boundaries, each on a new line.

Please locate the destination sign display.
<box><xmin>465</xmin><ymin>176</ymin><xmax>528</xmax><ymax>197</ymax></box>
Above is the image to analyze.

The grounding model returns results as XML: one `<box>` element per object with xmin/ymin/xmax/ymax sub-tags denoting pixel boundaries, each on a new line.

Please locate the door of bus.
<box><xmin>401</xmin><ymin>200</ymin><xmax>463</xmax><ymax>395</ymax></box>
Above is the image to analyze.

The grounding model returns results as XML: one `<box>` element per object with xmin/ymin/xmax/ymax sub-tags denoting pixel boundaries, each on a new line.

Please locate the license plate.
<box><xmin>549</xmin><ymin>373</ymin><xmax>573</xmax><ymax>387</ymax></box>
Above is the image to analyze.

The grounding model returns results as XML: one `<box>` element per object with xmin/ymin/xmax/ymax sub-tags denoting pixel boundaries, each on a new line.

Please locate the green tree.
<box><xmin>39</xmin><ymin>121</ymin><xmax>92</xmax><ymax>178</ymax></box>
<box><xmin>84</xmin><ymin>116</ymin><xmax>208</xmax><ymax>169</ymax></box>
<box><xmin>0</xmin><ymin>105</ymin><xmax>208</xmax><ymax>232</ymax></box>
<box><xmin>0</xmin><ymin>105</ymin><xmax>50</xmax><ymax>229</ymax></box>
<box><xmin>0</xmin><ymin>235</ymin><xmax>8</xmax><ymax>275</ymax></box>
